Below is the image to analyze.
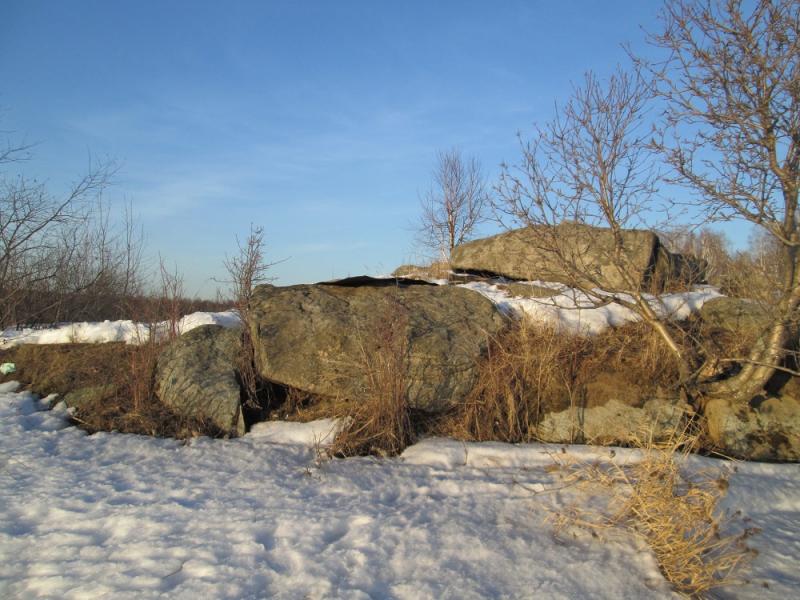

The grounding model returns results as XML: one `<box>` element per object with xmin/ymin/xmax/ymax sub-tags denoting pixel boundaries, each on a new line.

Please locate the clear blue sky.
<box><xmin>1</xmin><ymin>1</ymin><xmax>741</xmax><ymax>297</ymax></box>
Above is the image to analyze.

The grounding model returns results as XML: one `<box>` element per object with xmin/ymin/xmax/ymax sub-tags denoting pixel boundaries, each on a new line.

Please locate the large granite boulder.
<box><xmin>450</xmin><ymin>224</ymin><xmax>704</xmax><ymax>291</ymax></box>
<box><xmin>248</xmin><ymin>280</ymin><xmax>507</xmax><ymax>412</ymax></box>
<box><xmin>155</xmin><ymin>325</ymin><xmax>245</xmax><ymax>436</ymax></box>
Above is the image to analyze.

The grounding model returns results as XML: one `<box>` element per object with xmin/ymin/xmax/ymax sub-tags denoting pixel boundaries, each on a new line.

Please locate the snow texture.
<box><xmin>459</xmin><ymin>281</ymin><xmax>723</xmax><ymax>334</ymax></box>
<box><xmin>1</xmin><ymin>383</ymin><xmax>798</xmax><ymax>599</ymax></box>
<box><xmin>0</xmin><ymin>310</ymin><xmax>241</xmax><ymax>348</ymax></box>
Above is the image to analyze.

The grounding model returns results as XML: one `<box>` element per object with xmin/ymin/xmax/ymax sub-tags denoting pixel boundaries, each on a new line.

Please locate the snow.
<box><xmin>2</xmin><ymin>384</ymin><xmax>798</xmax><ymax>599</ymax></box>
<box><xmin>459</xmin><ymin>280</ymin><xmax>723</xmax><ymax>334</ymax></box>
<box><xmin>0</xmin><ymin>310</ymin><xmax>241</xmax><ymax>348</ymax></box>
<box><xmin>248</xmin><ymin>418</ymin><xmax>341</xmax><ymax>446</ymax></box>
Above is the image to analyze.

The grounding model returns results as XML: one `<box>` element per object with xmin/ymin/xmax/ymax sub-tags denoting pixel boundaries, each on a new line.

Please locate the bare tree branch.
<box><xmin>639</xmin><ymin>0</ymin><xmax>800</xmax><ymax>399</ymax></box>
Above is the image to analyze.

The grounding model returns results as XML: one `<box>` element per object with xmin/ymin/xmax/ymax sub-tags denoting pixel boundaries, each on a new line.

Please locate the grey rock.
<box><xmin>698</xmin><ymin>297</ymin><xmax>771</xmax><ymax>336</ymax></box>
<box><xmin>537</xmin><ymin>396</ymin><xmax>690</xmax><ymax>445</ymax></box>
<box><xmin>248</xmin><ymin>282</ymin><xmax>507</xmax><ymax>412</ymax></box>
<box><xmin>705</xmin><ymin>394</ymin><xmax>800</xmax><ymax>461</ymax></box>
<box><xmin>450</xmin><ymin>224</ymin><xmax>704</xmax><ymax>291</ymax></box>
<box><xmin>156</xmin><ymin>325</ymin><xmax>245</xmax><ymax>436</ymax></box>
<box><xmin>391</xmin><ymin>262</ymin><xmax>450</xmax><ymax>280</ymax></box>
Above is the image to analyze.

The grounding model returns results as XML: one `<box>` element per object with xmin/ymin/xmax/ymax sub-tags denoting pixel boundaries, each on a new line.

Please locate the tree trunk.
<box><xmin>716</xmin><ymin>243</ymin><xmax>800</xmax><ymax>402</ymax></box>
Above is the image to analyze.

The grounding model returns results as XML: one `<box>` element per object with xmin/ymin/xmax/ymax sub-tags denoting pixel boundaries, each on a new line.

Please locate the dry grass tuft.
<box><xmin>451</xmin><ymin>320</ymin><xmax>590</xmax><ymax>442</ymax></box>
<box><xmin>70</xmin><ymin>384</ymin><xmax>222</xmax><ymax>439</ymax></box>
<box><xmin>0</xmin><ymin>342</ymin><xmax>131</xmax><ymax>397</ymax></box>
<box><xmin>446</xmin><ymin>319</ymin><xmax>686</xmax><ymax>443</ymax></box>
<box><xmin>548</xmin><ymin>429</ymin><xmax>757</xmax><ymax>597</ymax></box>
<box><xmin>587</xmin><ymin>320</ymin><xmax>688</xmax><ymax>390</ymax></box>
<box><xmin>329</xmin><ymin>300</ymin><xmax>414</xmax><ymax>458</ymax></box>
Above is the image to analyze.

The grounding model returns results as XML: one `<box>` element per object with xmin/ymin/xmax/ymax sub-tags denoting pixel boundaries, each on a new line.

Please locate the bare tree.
<box><xmin>417</xmin><ymin>148</ymin><xmax>488</xmax><ymax>261</ymax></box>
<box><xmin>0</xmin><ymin>138</ymin><xmax>119</xmax><ymax>327</ymax></box>
<box><xmin>642</xmin><ymin>0</ymin><xmax>800</xmax><ymax>400</ymax></box>
<box><xmin>494</xmin><ymin>68</ymin><xmax>697</xmax><ymax>383</ymax></box>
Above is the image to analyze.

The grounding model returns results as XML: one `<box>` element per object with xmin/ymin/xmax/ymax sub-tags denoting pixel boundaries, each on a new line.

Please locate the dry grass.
<box><xmin>548</xmin><ymin>429</ymin><xmax>757</xmax><ymax>597</ymax></box>
<box><xmin>329</xmin><ymin>300</ymin><xmax>414</xmax><ymax>458</ymax></box>
<box><xmin>0</xmin><ymin>339</ymin><xmax>220</xmax><ymax>438</ymax></box>
<box><xmin>0</xmin><ymin>342</ymin><xmax>131</xmax><ymax>397</ymax></box>
<box><xmin>445</xmin><ymin>319</ymin><xmax>686</xmax><ymax>443</ymax></box>
<box><xmin>586</xmin><ymin>320</ymin><xmax>688</xmax><ymax>390</ymax></box>
<box><xmin>70</xmin><ymin>384</ymin><xmax>222</xmax><ymax>439</ymax></box>
<box><xmin>449</xmin><ymin>321</ymin><xmax>590</xmax><ymax>442</ymax></box>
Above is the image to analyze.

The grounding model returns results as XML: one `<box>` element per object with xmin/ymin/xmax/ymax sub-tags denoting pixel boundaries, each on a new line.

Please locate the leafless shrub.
<box><xmin>157</xmin><ymin>257</ymin><xmax>184</xmax><ymax>341</ymax></box>
<box><xmin>224</xmin><ymin>224</ymin><xmax>273</xmax><ymax>315</ymax></box>
<box><xmin>494</xmin><ymin>68</ymin><xmax>698</xmax><ymax>389</ymax></box>
<box><xmin>222</xmin><ymin>224</ymin><xmax>275</xmax><ymax>409</ymax></box>
<box><xmin>0</xmin><ymin>136</ymin><xmax>150</xmax><ymax>327</ymax></box>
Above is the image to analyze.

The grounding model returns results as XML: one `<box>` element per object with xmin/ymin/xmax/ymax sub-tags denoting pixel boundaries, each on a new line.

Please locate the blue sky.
<box><xmin>0</xmin><ymin>1</ymin><xmax>740</xmax><ymax>297</ymax></box>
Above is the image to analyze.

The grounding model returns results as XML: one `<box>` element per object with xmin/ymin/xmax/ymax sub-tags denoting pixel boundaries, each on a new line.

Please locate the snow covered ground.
<box><xmin>0</xmin><ymin>282</ymin><xmax>722</xmax><ymax>347</ymax></box>
<box><xmin>2</xmin><ymin>381</ymin><xmax>798</xmax><ymax>599</ymax></box>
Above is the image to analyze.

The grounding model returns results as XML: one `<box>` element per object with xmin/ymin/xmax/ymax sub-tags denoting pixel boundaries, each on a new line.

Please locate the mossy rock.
<box><xmin>537</xmin><ymin>396</ymin><xmax>690</xmax><ymax>445</ymax></box>
<box><xmin>698</xmin><ymin>297</ymin><xmax>771</xmax><ymax>336</ymax></box>
<box><xmin>249</xmin><ymin>281</ymin><xmax>506</xmax><ymax>413</ymax></box>
<box><xmin>155</xmin><ymin>325</ymin><xmax>245</xmax><ymax>437</ymax></box>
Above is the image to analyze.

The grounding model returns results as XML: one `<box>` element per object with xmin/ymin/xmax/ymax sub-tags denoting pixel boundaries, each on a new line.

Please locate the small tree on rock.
<box><xmin>417</xmin><ymin>148</ymin><xmax>488</xmax><ymax>262</ymax></box>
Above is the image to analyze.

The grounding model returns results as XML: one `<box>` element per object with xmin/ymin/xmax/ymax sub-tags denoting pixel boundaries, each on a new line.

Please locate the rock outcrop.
<box><xmin>450</xmin><ymin>224</ymin><xmax>705</xmax><ymax>291</ymax></box>
<box><xmin>156</xmin><ymin>325</ymin><xmax>245</xmax><ymax>436</ymax></box>
<box><xmin>248</xmin><ymin>280</ymin><xmax>506</xmax><ymax>412</ymax></box>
